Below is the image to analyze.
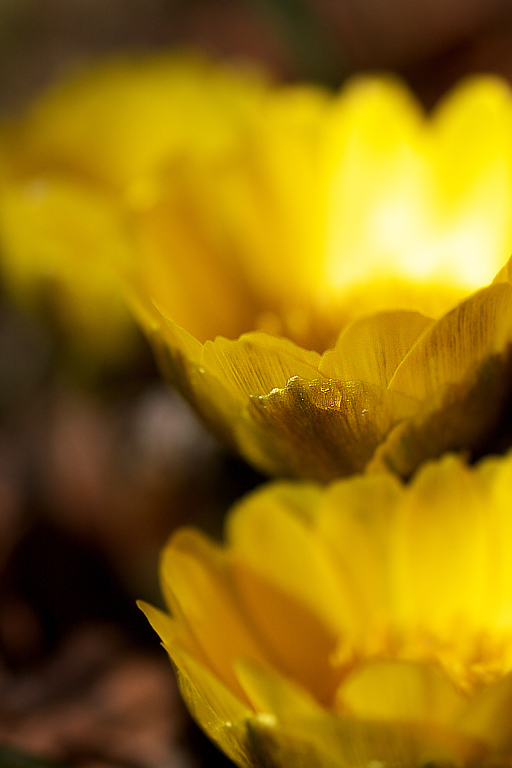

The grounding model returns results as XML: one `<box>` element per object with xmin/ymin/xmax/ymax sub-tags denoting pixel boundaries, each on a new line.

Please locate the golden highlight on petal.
<box><xmin>142</xmin><ymin>449</ymin><xmax>512</xmax><ymax>767</ymax></box>
<box><xmin>321</xmin><ymin>77</ymin><xmax>512</xmax><ymax>313</ymax></box>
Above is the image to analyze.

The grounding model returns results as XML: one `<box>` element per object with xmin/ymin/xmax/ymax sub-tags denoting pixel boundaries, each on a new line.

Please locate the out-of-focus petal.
<box><xmin>0</xmin><ymin>174</ymin><xmax>133</xmax><ymax>361</ymax></box>
<box><xmin>160</xmin><ymin>528</ymin><xmax>270</xmax><ymax>703</ymax></box>
<box><xmin>338</xmin><ymin>660</ymin><xmax>465</xmax><ymax>724</ymax></box>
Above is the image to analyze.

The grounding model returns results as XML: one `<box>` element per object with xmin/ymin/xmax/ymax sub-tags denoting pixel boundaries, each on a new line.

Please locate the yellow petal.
<box><xmin>338</xmin><ymin>660</ymin><xmax>465</xmax><ymax>725</ymax></box>
<box><xmin>144</xmin><ymin>310</ymin><xmax>323</xmax><ymax>403</ymax></box>
<box><xmin>236</xmin><ymin>659</ymin><xmax>467</xmax><ymax>768</ymax></box>
<box><xmin>247</xmin><ymin>713</ymin><xmax>343</xmax><ymax>768</ymax></box>
<box><xmin>492</xmin><ymin>252</ymin><xmax>512</xmax><ymax>286</ymax></box>
<box><xmin>322</xmin><ymin>76</ymin><xmax>512</xmax><ymax>309</ymax></box>
<box><xmin>0</xmin><ymin>174</ymin><xmax>133</xmax><ymax>360</ymax></box>
<box><xmin>432</xmin><ymin>77</ymin><xmax>512</xmax><ymax>286</ymax></box>
<box><xmin>137</xmin><ymin>601</ymin><xmax>177</xmax><ymax>649</ymax></box>
<box><xmin>138</xmin><ymin>601</ymin><xmax>253</xmax><ymax>767</ymax></box>
<box><xmin>5</xmin><ymin>53</ymin><xmax>267</xmax><ymax>189</ymax></box>
<box><xmin>226</xmin><ymin>483</ymin><xmax>343</xmax><ymax>702</ymax></box>
<box><xmin>137</xmin><ymin>601</ymin><xmax>211</xmax><ymax>668</ymax></box>
<box><xmin>389</xmin><ymin>282</ymin><xmax>512</xmax><ymax>399</ymax></box>
<box><xmin>131</xmin><ymin>310</ymin><xmax>242</xmax><ymax>448</ymax></box>
<box><xmin>231</xmin><ymin>564</ymin><xmax>339</xmax><ymax>705</ymax></box>
<box><xmin>387</xmin><ymin>454</ymin><xmax>504</xmax><ymax>635</ymax></box>
<box><xmin>371</xmin><ymin>342</ymin><xmax>512</xmax><ymax>478</ymax></box>
<box><xmin>134</xmin><ymin>308</ymin><xmax>333</xmax><ymax>464</ymax></box>
<box><xmin>143</xmin><ymin>308</ymin><xmax>437</xmax><ymax>481</ymax></box>
<box><xmin>236</xmin><ymin>658</ymin><xmax>328</xmax><ymax>721</ymax></box>
<box><xmin>209</xmin><ymin>84</ymin><xmax>330</xmax><ymax>309</ymax></box>
<box><xmin>247</xmin><ymin>703</ymin><xmax>472</xmax><ymax>768</ymax></box>
<box><xmin>315</xmin><ymin>472</ymin><xmax>404</xmax><ymax>634</ymax></box>
<box><xmin>130</xmin><ymin>174</ymin><xmax>261</xmax><ymax>342</ymax></box>
<box><xmin>160</xmin><ymin>528</ymin><xmax>270</xmax><ymax>702</ymax></box>
<box><xmin>321</xmin><ymin>77</ymin><xmax>429</xmax><ymax>299</ymax></box>
<box><xmin>170</xmin><ymin>642</ymin><xmax>253</xmax><ymax>768</ymax></box>
<box><xmin>238</xmin><ymin>376</ymin><xmax>419</xmax><ymax>480</ymax></box>
<box><xmin>458</xmin><ymin>671</ymin><xmax>512</xmax><ymax>754</ymax></box>
<box><xmin>319</xmin><ymin>310</ymin><xmax>434</xmax><ymax>386</ymax></box>
<box><xmin>202</xmin><ymin>332</ymin><xmax>321</xmax><ymax>400</ymax></box>
<box><xmin>227</xmin><ymin>481</ymin><xmax>337</xmax><ymax>623</ymax></box>
<box><xmin>478</xmin><ymin>455</ymin><xmax>512</xmax><ymax>625</ymax></box>
<box><xmin>237</xmin><ymin>662</ymin><xmax>348</xmax><ymax>768</ymax></box>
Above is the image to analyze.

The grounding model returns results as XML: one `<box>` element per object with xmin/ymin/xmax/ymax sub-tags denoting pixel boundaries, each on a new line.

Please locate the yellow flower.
<box><xmin>141</xmin><ymin>450</ymin><xmax>512</xmax><ymax>768</ymax></box>
<box><xmin>3</xmin><ymin>56</ymin><xmax>512</xmax><ymax>460</ymax></box>
<box><xmin>0</xmin><ymin>53</ymin><xmax>266</xmax><ymax>361</ymax></box>
<box><xmin>131</xmin><ymin>73</ymin><xmax>512</xmax><ymax>480</ymax></box>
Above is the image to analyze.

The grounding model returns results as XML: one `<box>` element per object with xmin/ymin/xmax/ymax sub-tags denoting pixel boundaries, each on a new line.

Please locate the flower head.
<box><xmin>141</xmin><ymin>449</ymin><xmax>512</xmax><ymax>767</ymax></box>
<box><xmin>3</xmin><ymin>56</ymin><xmax>512</xmax><ymax>463</ymax></box>
<box><xmin>131</xmin><ymin>70</ymin><xmax>512</xmax><ymax>479</ymax></box>
<box><xmin>134</xmin><ymin>73</ymin><xmax>512</xmax><ymax>344</ymax></box>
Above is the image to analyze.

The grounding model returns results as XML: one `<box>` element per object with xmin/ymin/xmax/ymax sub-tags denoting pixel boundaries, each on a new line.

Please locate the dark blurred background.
<box><xmin>1</xmin><ymin>1</ymin><xmax>512</xmax><ymax>766</ymax></box>
<box><xmin>2</xmin><ymin>0</ymin><xmax>512</xmax><ymax>111</ymax></box>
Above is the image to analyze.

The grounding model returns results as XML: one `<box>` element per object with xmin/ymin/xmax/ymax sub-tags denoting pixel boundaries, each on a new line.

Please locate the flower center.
<box><xmin>331</xmin><ymin>623</ymin><xmax>512</xmax><ymax>697</ymax></box>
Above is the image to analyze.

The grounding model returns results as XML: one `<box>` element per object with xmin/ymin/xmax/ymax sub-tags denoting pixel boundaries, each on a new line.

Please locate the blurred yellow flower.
<box><xmin>0</xmin><ymin>53</ymin><xmax>267</xmax><ymax>362</ymax></box>
<box><xmin>131</xmin><ymin>73</ymin><xmax>512</xmax><ymax>480</ymax></box>
<box><xmin>141</xmin><ymin>449</ymin><xmax>512</xmax><ymax>767</ymax></box>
